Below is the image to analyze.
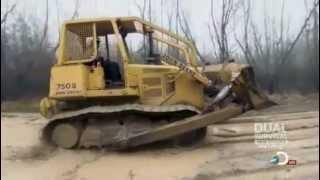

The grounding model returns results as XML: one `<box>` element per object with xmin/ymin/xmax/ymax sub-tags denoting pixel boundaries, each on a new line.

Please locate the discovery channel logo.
<box><xmin>270</xmin><ymin>151</ymin><xmax>297</xmax><ymax>166</ymax></box>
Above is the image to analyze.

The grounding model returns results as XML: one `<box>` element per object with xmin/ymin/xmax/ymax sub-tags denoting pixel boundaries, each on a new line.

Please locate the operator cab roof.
<box><xmin>63</xmin><ymin>16</ymin><xmax>147</xmax><ymax>34</ymax></box>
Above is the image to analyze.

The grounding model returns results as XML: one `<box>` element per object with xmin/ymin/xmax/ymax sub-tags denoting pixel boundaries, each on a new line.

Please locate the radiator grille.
<box><xmin>143</xmin><ymin>77</ymin><xmax>161</xmax><ymax>86</ymax></box>
<box><xmin>143</xmin><ymin>88</ymin><xmax>162</xmax><ymax>97</ymax></box>
<box><xmin>166</xmin><ymin>81</ymin><xmax>175</xmax><ymax>95</ymax></box>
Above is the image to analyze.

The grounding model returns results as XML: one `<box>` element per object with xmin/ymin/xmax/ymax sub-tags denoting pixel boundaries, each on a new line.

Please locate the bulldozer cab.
<box><xmin>50</xmin><ymin>17</ymin><xmax>209</xmax><ymax>100</ymax></box>
<box><xmin>49</xmin><ymin>17</ymin><xmax>207</xmax><ymax>104</ymax></box>
<box><xmin>57</xmin><ymin>17</ymin><xmax>200</xmax><ymax>68</ymax></box>
<box><xmin>58</xmin><ymin>20</ymin><xmax>125</xmax><ymax>88</ymax></box>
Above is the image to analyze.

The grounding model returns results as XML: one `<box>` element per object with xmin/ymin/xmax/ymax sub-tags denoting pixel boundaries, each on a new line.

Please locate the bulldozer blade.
<box><xmin>248</xmin><ymin>89</ymin><xmax>276</xmax><ymax>110</ymax></box>
<box><xmin>113</xmin><ymin>105</ymin><xmax>243</xmax><ymax>149</ymax></box>
<box><xmin>243</xmin><ymin>82</ymin><xmax>277</xmax><ymax>110</ymax></box>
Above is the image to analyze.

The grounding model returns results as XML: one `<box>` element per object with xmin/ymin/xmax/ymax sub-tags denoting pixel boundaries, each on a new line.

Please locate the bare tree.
<box><xmin>279</xmin><ymin>0</ymin><xmax>319</xmax><ymax>67</ymax></box>
<box><xmin>303</xmin><ymin>0</ymin><xmax>319</xmax><ymax>90</ymax></box>
<box><xmin>235</xmin><ymin>0</ymin><xmax>256</xmax><ymax>67</ymax></box>
<box><xmin>166</xmin><ymin>5</ymin><xmax>174</xmax><ymax>56</ymax></box>
<box><xmin>53</xmin><ymin>0</ymin><xmax>80</xmax><ymax>53</ymax></box>
<box><xmin>54</xmin><ymin>0</ymin><xmax>61</xmax><ymax>47</ymax></box>
<box><xmin>71</xmin><ymin>0</ymin><xmax>80</xmax><ymax>19</ymax></box>
<box><xmin>175</xmin><ymin>0</ymin><xmax>180</xmax><ymax>36</ymax></box>
<box><xmin>236</xmin><ymin>0</ymin><xmax>319</xmax><ymax>93</ymax></box>
<box><xmin>208</xmin><ymin>0</ymin><xmax>239</xmax><ymax>63</ymax></box>
<box><xmin>1</xmin><ymin>3</ymin><xmax>16</xmax><ymax>25</ymax></box>
<box><xmin>1</xmin><ymin>2</ymin><xmax>17</xmax><ymax>89</ymax></box>
<box><xmin>148</xmin><ymin>0</ymin><xmax>152</xmax><ymax>22</ymax></box>
<box><xmin>134</xmin><ymin>0</ymin><xmax>148</xmax><ymax>57</ymax></box>
<box><xmin>134</xmin><ymin>0</ymin><xmax>147</xmax><ymax>20</ymax></box>
<box><xmin>178</xmin><ymin>10</ymin><xmax>206</xmax><ymax>65</ymax></box>
<box><xmin>39</xmin><ymin>0</ymin><xmax>49</xmax><ymax>49</ymax></box>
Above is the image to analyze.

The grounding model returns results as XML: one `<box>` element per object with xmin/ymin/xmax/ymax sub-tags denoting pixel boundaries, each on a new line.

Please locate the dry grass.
<box><xmin>1</xmin><ymin>100</ymin><xmax>40</xmax><ymax>112</ymax></box>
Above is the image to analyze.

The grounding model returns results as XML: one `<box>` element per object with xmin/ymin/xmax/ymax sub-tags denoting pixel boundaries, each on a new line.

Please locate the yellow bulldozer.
<box><xmin>39</xmin><ymin>16</ymin><xmax>273</xmax><ymax>149</ymax></box>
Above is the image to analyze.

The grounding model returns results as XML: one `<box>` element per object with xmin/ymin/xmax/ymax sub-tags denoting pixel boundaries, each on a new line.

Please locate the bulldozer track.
<box><xmin>47</xmin><ymin>104</ymin><xmax>201</xmax><ymax>122</ymax></box>
<box><xmin>42</xmin><ymin>104</ymin><xmax>202</xmax><ymax>149</ymax></box>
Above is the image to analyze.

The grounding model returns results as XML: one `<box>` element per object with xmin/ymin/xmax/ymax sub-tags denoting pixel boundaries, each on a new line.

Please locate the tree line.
<box><xmin>1</xmin><ymin>0</ymin><xmax>319</xmax><ymax>101</ymax></box>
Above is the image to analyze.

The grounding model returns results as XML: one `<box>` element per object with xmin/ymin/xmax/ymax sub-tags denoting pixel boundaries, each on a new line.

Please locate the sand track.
<box><xmin>1</xmin><ymin>95</ymin><xmax>319</xmax><ymax>180</ymax></box>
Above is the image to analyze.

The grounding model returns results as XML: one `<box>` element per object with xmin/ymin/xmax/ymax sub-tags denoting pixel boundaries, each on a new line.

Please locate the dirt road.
<box><xmin>1</xmin><ymin>94</ymin><xmax>319</xmax><ymax>180</ymax></box>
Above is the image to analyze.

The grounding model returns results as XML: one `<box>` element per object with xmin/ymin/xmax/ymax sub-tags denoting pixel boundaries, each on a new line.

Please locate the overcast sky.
<box><xmin>1</xmin><ymin>0</ymin><xmax>316</xmax><ymax>52</ymax></box>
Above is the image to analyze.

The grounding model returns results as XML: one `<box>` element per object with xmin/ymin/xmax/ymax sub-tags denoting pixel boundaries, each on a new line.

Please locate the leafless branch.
<box><xmin>39</xmin><ymin>0</ymin><xmax>49</xmax><ymax>49</ymax></box>
<box><xmin>134</xmin><ymin>0</ymin><xmax>147</xmax><ymax>19</ymax></box>
<box><xmin>71</xmin><ymin>0</ymin><xmax>80</xmax><ymax>19</ymax></box>
<box><xmin>1</xmin><ymin>4</ymin><xmax>16</xmax><ymax>25</ymax></box>
<box><xmin>208</xmin><ymin>0</ymin><xmax>239</xmax><ymax>63</ymax></box>
<box><xmin>279</xmin><ymin>0</ymin><xmax>319</xmax><ymax>66</ymax></box>
<box><xmin>178</xmin><ymin>10</ymin><xmax>206</xmax><ymax>64</ymax></box>
<box><xmin>148</xmin><ymin>0</ymin><xmax>152</xmax><ymax>22</ymax></box>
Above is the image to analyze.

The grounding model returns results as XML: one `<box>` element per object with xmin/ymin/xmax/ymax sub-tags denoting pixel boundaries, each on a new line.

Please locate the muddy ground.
<box><xmin>1</xmin><ymin>94</ymin><xmax>319</xmax><ymax>180</ymax></box>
